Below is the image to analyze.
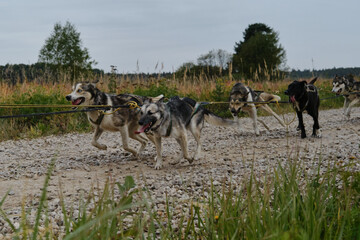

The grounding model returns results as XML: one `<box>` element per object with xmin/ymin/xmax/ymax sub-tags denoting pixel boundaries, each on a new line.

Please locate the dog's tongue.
<box><xmin>290</xmin><ymin>96</ymin><xmax>296</xmax><ymax>103</ymax></box>
<box><xmin>72</xmin><ymin>98</ymin><xmax>82</xmax><ymax>105</ymax></box>
<box><xmin>135</xmin><ymin>123</ymin><xmax>151</xmax><ymax>134</ymax></box>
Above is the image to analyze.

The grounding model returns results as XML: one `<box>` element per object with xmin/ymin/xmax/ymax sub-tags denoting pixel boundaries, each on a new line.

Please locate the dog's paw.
<box><xmin>92</xmin><ymin>142</ymin><xmax>107</xmax><ymax>150</ymax></box>
<box><xmin>311</xmin><ymin>134</ymin><xmax>322</xmax><ymax>138</ymax></box>
<box><xmin>301</xmin><ymin>133</ymin><xmax>307</xmax><ymax>139</ymax></box>
<box><xmin>154</xmin><ymin>156</ymin><xmax>163</xmax><ymax>170</ymax></box>
<box><xmin>154</xmin><ymin>162</ymin><xmax>163</xmax><ymax>170</ymax></box>
<box><xmin>312</xmin><ymin>129</ymin><xmax>322</xmax><ymax>138</ymax></box>
<box><xmin>170</xmin><ymin>159</ymin><xmax>181</xmax><ymax>165</ymax></box>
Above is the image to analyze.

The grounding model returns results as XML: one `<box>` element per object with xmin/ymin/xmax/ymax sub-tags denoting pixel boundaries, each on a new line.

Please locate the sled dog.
<box><xmin>332</xmin><ymin>74</ymin><xmax>360</xmax><ymax>119</ymax></box>
<box><xmin>229</xmin><ymin>82</ymin><xmax>285</xmax><ymax>135</ymax></box>
<box><xmin>66</xmin><ymin>82</ymin><xmax>162</xmax><ymax>157</ymax></box>
<box><xmin>136</xmin><ymin>96</ymin><xmax>237</xmax><ymax>169</ymax></box>
<box><xmin>285</xmin><ymin>77</ymin><xmax>320</xmax><ymax>138</ymax></box>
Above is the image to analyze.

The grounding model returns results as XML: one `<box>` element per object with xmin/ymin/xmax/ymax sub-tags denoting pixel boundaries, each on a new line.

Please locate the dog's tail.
<box><xmin>203</xmin><ymin>108</ymin><xmax>237</xmax><ymax>127</ymax></box>
<box><xmin>260</xmin><ymin>92</ymin><xmax>281</xmax><ymax>102</ymax></box>
<box><xmin>182</xmin><ymin>98</ymin><xmax>237</xmax><ymax>127</ymax></box>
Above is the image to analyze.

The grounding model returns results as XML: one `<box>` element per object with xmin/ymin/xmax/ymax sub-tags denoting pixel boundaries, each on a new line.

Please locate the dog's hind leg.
<box><xmin>261</xmin><ymin>104</ymin><xmax>285</xmax><ymax>127</ymax></box>
<box><xmin>171</xmin><ymin>133</ymin><xmax>191</xmax><ymax>165</ymax></box>
<box><xmin>257</xmin><ymin>119</ymin><xmax>270</xmax><ymax>131</ymax></box>
<box><xmin>188</xmin><ymin>121</ymin><xmax>202</xmax><ymax>161</ymax></box>
<box><xmin>249</xmin><ymin>107</ymin><xmax>260</xmax><ymax>136</ymax></box>
<box><xmin>345</xmin><ymin>98</ymin><xmax>359</xmax><ymax>119</ymax></box>
<box><xmin>310</xmin><ymin>111</ymin><xmax>321</xmax><ymax>138</ymax></box>
<box><xmin>119</xmin><ymin>127</ymin><xmax>138</xmax><ymax>157</ymax></box>
<box><xmin>92</xmin><ymin>127</ymin><xmax>107</xmax><ymax>150</ymax></box>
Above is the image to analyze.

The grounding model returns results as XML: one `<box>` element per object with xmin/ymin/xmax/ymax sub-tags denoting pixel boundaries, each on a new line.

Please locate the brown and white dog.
<box><xmin>66</xmin><ymin>82</ymin><xmax>162</xmax><ymax>157</ymax></box>
<box><xmin>229</xmin><ymin>82</ymin><xmax>285</xmax><ymax>135</ymax></box>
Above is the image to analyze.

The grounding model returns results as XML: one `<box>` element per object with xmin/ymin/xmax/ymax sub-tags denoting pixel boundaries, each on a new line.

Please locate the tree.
<box><xmin>232</xmin><ymin>23</ymin><xmax>286</xmax><ymax>80</ymax></box>
<box><xmin>38</xmin><ymin>21</ymin><xmax>96</xmax><ymax>82</ymax></box>
<box><xmin>197</xmin><ymin>49</ymin><xmax>232</xmax><ymax>70</ymax></box>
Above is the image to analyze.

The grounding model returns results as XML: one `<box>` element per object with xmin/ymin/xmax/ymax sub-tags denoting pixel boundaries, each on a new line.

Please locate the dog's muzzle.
<box><xmin>66</xmin><ymin>95</ymin><xmax>85</xmax><ymax>109</ymax></box>
<box><xmin>136</xmin><ymin>119</ymin><xmax>154</xmax><ymax>134</ymax></box>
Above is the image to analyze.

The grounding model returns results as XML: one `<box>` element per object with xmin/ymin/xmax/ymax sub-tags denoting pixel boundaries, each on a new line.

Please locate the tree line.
<box><xmin>1</xmin><ymin>63</ymin><xmax>358</xmax><ymax>84</ymax></box>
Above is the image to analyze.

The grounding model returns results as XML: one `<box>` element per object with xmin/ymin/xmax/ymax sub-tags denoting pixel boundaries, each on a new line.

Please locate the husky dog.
<box><xmin>136</xmin><ymin>96</ymin><xmax>237</xmax><ymax>169</ymax></box>
<box><xmin>285</xmin><ymin>77</ymin><xmax>320</xmax><ymax>138</ymax></box>
<box><xmin>66</xmin><ymin>82</ymin><xmax>162</xmax><ymax>157</ymax></box>
<box><xmin>229</xmin><ymin>82</ymin><xmax>285</xmax><ymax>135</ymax></box>
<box><xmin>332</xmin><ymin>74</ymin><xmax>360</xmax><ymax>119</ymax></box>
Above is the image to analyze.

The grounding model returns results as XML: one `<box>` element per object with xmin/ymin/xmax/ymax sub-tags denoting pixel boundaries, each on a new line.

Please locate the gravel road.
<box><xmin>0</xmin><ymin>107</ymin><xmax>359</xmax><ymax>236</ymax></box>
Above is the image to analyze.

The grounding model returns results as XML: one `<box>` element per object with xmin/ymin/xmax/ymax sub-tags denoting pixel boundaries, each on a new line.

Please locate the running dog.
<box><xmin>284</xmin><ymin>77</ymin><xmax>320</xmax><ymax>138</ymax></box>
<box><xmin>332</xmin><ymin>74</ymin><xmax>360</xmax><ymax>119</ymax></box>
<box><xmin>229</xmin><ymin>82</ymin><xmax>285</xmax><ymax>135</ymax></box>
<box><xmin>136</xmin><ymin>96</ymin><xmax>237</xmax><ymax>169</ymax></box>
<box><xmin>66</xmin><ymin>82</ymin><xmax>162</xmax><ymax>157</ymax></box>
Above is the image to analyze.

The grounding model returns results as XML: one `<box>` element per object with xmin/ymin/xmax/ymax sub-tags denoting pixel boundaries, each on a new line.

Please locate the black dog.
<box><xmin>284</xmin><ymin>77</ymin><xmax>320</xmax><ymax>138</ymax></box>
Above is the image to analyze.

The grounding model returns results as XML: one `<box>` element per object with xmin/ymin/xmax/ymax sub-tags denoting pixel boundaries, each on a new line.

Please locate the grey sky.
<box><xmin>0</xmin><ymin>0</ymin><xmax>359</xmax><ymax>73</ymax></box>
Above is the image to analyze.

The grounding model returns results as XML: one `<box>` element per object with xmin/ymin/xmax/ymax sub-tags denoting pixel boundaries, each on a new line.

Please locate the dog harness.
<box><xmin>292</xmin><ymin>84</ymin><xmax>317</xmax><ymax>112</ymax></box>
<box><xmin>89</xmin><ymin>111</ymin><xmax>105</xmax><ymax>125</ymax></box>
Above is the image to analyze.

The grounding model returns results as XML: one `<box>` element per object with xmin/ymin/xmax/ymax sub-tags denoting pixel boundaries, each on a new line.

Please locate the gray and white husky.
<box><xmin>229</xmin><ymin>82</ymin><xmax>285</xmax><ymax>135</ymax></box>
<box><xmin>66</xmin><ymin>82</ymin><xmax>162</xmax><ymax>157</ymax></box>
<box><xmin>332</xmin><ymin>75</ymin><xmax>360</xmax><ymax>119</ymax></box>
<box><xmin>136</xmin><ymin>96</ymin><xmax>237</xmax><ymax>170</ymax></box>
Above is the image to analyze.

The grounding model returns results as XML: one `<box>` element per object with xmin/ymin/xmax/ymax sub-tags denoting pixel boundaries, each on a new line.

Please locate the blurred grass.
<box><xmin>1</xmin><ymin>155</ymin><xmax>359</xmax><ymax>239</ymax></box>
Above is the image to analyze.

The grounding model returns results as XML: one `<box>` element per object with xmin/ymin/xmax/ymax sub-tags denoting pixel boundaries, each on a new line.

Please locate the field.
<box><xmin>0</xmin><ymin>76</ymin><xmax>359</xmax><ymax>239</ymax></box>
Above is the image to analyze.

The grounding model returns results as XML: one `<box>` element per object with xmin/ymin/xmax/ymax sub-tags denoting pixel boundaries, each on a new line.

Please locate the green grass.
<box><xmin>1</xmin><ymin>155</ymin><xmax>359</xmax><ymax>239</ymax></box>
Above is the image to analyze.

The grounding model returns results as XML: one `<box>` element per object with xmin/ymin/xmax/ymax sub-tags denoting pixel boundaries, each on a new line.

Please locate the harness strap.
<box><xmin>89</xmin><ymin>111</ymin><xmax>105</xmax><ymax>125</ymax></box>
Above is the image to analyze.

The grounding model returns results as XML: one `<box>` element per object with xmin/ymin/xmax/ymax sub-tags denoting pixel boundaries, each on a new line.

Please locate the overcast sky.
<box><xmin>1</xmin><ymin>0</ymin><xmax>359</xmax><ymax>73</ymax></box>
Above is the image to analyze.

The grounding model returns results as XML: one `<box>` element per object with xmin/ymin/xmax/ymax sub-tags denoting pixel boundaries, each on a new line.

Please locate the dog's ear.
<box><xmin>309</xmin><ymin>77</ymin><xmax>318</xmax><ymax>85</ymax></box>
<box><xmin>90</xmin><ymin>80</ymin><xmax>99</xmax><ymax>88</ymax></box>
<box><xmin>151</xmin><ymin>94</ymin><xmax>164</xmax><ymax>103</ymax></box>
<box><xmin>155</xmin><ymin>96</ymin><xmax>165</xmax><ymax>104</ymax></box>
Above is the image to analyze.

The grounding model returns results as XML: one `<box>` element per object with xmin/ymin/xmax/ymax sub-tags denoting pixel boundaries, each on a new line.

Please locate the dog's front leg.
<box><xmin>119</xmin><ymin>127</ymin><xmax>138</xmax><ymax>157</ymax></box>
<box><xmin>92</xmin><ymin>127</ymin><xmax>107</xmax><ymax>150</ymax></box>
<box><xmin>343</xmin><ymin>97</ymin><xmax>350</xmax><ymax>118</ymax></box>
<box><xmin>296</xmin><ymin>111</ymin><xmax>306</xmax><ymax>138</ymax></box>
<box><xmin>249</xmin><ymin>107</ymin><xmax>260</xmax><ymax>136</ymax></box>
<box><xmin>154</xmin><ymin>136</ymin><xmax>163</xmax><ymax>170</ymax></box>
<box><xmin>232</xmin><ymin>115</ymin><xmax>242</xmax><ymax>131</ymax></box>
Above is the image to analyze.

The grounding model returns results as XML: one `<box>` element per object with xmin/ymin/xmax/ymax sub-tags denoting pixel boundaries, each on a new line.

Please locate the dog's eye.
<box><xmin>77</xmin><ymin>89</ymin><xmax>83</xmax><ymax>93</ymax></box>
<box><xmin>148</xmin><ymin>111</ymin><xmax>153</xmax><ymax>115</ymax></box>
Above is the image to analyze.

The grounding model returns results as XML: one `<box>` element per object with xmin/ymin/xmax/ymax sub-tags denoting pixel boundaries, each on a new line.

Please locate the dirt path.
<box><xmin>0</xmin><ymin>107</ymin><xmax>359</xmax><ymax>234</ymax></box>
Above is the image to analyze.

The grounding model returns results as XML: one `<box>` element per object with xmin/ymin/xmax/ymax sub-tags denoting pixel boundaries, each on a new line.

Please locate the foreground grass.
<box><xmin>0</xmin><ymin>77</ymin><xmax>344</xmax><ymax>141</ymax></box>
<box><xmin>1</xmin><ymin>157</ymin><xmax>359</xmax><ymax>239</ymax></box>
